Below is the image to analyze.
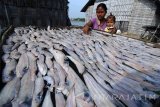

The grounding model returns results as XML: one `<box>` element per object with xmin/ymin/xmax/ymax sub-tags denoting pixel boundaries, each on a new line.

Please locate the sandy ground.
<box><xmin>121</xmin><ymin>32</ymin><xmax>160</xmax><ymax>48</ymax></box>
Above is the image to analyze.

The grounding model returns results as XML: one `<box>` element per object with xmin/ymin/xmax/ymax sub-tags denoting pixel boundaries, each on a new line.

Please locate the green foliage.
<box><xmin>72</xmin><ymin>18</ymin><xmax>85</xmax><ymax>22</ymax></box>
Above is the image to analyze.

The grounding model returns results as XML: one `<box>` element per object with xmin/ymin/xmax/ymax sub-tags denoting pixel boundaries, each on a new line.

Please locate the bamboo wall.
<box><xmin>0</xmin><ymin>0</ymin><xmax>71</xmax><ymax>27</ymax></box>
<box><xmin>85</xmin><ymin>5</ymin><xmax>94</xmax><ymax>23</ymax></box>
<box><xmin>128</xmin><ymin>0</ymin><xmax>157</xmax><ymax>35</ymax></box>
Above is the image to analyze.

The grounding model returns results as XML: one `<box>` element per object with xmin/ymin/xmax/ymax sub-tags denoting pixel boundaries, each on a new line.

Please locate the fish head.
<box><xmin>64</xmin><ymin>56</ymin><xmax>70</xmax><ymax>63</ymax></box>
<box><xmin>2</xmin><ymin>74</ymin><xmax>13</xmax><ymax>83</ymax></box>
<box><xmin>35</xmin><ymin>93</ymin><xmax>43</xmax><ymax>103</ymax></box>
<box><xmin>43</xmin><ymin>76</ymin><xmax>54</xmax><ymax>86</ymax></box>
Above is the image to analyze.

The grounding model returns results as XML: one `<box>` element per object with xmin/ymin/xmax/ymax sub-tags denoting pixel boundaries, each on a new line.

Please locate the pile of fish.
<box><xmin>0</xmin><ymin>26</ymin><xmax>160</xmax><ymax>107</ymax></box>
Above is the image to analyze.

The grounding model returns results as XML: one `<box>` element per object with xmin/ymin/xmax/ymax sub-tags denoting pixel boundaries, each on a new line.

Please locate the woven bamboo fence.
<box><xmin>0</xmin><ymin>0</ymin><xmax>71</xmax><ymax>27</ymax></box>
<box><xmin>128</xmin><ymin>0</ymin><xmax>157</xmax><ymax>35</ymax></box>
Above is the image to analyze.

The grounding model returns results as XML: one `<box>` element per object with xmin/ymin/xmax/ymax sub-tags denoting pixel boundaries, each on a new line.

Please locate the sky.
<box><xmin>68</xmin><ymin>0</ymin><xmax>88</xmax><ymax>18</ymax></box>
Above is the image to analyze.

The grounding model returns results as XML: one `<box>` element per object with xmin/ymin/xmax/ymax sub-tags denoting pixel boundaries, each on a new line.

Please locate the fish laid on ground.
<box><xmin>43</xmin><ymin>76</ymin><xmax>55</xmax><ymax>92</ymax></box>
<box><xmin>55</xmin><ymin>91</ymin><xmax>66</xmax><ymax>107</ymax></box>
<box><xmin>0</xmin><ymin>78</ymin><xmax>20</xmax><ymax>106</ymax></box>
<box><xmin>65</xmin><ymin>85</ymin><xmax>76</xmax><ymax>107</ymax></box>
<box><xmin>83</xmin><ymin>72</ymin><xmax>116</xmax><ymax>107</ymax></box>
<box><xmin>76</xmin><ymin>98</ymin><xmax>95</xmax><ymax>107</ymax></box>
<box><xmin>1</xmin><ymin>53</ymin><xmax>10</xmax><ymax>63</ymax></box>
<box><xmin>10</xmin><ymin>49</ymin><xmax>21</xmax><ymax>59</ymax></box>
<box><xmin>1</xmin><ymin>27</ymin><xmax>160</xmax><ymax>107</ymax></box>
<box><xmin>45</xmin><ymin>56</ymin><xmax>53</xmax><ymax>69</ymax></box>
<box><xmin>16</xmin><ymin>53</ymin><xmax>29</xmax><ymax>78</ymax></box>
<box><xmin>2</xmin><ymin>44</ymin><xmax>13</xmax><ymax>53</ymax></box>
<box><xmin>2</xmin><ymin>59</ymin><xmax>17</xmax><ymax>82</ymax></box>
<box><xmin>16</xmin><ymin>71</ymin><xmax>34</xmax><ymax>104</ymax></box>
<box><xmin>42</xmin><ymin>90</ymin><xmax>54</xmax><ymax>107</ymax></box>
<box><xmin>67</xmin><ymin>56</ymin><xmax>85</xmax><ymax>74</ymax></box>
<box><xmin>49</xmin><ymin>47</ymin><xmax>66</xmax><ymax>66</ymax></box>
<box><xmin>54</xmin><ymin>61</ymin><xmax>67</xmax><ymax>91</ymax></box>
<box><xmin>37</xmin><ymin>54</ymin><xmax>48</xmax><ymax>75</ymax></box>
<box><xmin>47</xmin><ymin>69</ymin><xmax>60</xmax><ymax>87</ymax></box>
<box><xmin>27</xmin><ymin>52</ymin><xmax>37</xmax><ymax>81</ymax></box>
<box><xmin>32</xmin><ymin>73</ymin><xmax>45</xmax><ymax>107</ymax></box>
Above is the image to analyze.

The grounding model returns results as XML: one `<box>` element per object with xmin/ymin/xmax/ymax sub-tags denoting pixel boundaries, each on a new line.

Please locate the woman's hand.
<box><xmin>82</xmin><ymin>21</ymin><xmax>93</xmax><ymax>35</ymax></box>
<box><xmin>82</xmin><ymin>26</ymin><xmax>90</xmax><ymax>34</ymax></box>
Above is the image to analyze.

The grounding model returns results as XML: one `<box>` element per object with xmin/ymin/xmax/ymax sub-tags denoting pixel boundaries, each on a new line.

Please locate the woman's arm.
<box><xmin>82</xmin><ymin>20</ymin><xmax>93</xmax><ymax>34</ymax></box>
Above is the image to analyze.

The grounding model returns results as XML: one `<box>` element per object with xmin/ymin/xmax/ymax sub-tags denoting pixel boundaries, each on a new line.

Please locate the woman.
<box><xmin>82</xmin><ymin>3</ymin><xmax>116</xmax><ymax>34</ymax></box>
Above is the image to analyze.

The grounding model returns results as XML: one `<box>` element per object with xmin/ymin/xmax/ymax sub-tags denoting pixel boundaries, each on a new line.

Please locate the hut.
<box><xmin>81</xmin><ymin>0</ymin><xmax>160</xmax><ymax>35</ymax></box>
<box><xmin>0</xmin><ymin>0</ymin><xmax>71</xmax><ymax>27</ymax></box>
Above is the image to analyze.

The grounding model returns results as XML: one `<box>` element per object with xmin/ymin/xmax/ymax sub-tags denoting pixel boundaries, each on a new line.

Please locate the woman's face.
<box><xmin>96</xmin><ymin>7</ymin><xmax>106</xmax><ymax>21</ymax></box>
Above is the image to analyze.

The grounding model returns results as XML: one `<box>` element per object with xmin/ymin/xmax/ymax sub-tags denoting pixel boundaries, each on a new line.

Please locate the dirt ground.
<box><xmin>121</xmin><ymin>32</ymin><xmax>160</xmax><ymax>48</ymax></box>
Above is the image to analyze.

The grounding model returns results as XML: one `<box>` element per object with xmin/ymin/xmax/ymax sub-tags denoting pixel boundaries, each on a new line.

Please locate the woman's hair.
<box><xmin>96</xmin><ymin>3</ymin><xmax>107</xmax><ymax>12</ymax></box>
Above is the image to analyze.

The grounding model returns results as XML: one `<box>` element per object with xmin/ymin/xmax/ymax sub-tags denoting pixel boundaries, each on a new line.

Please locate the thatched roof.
<box><xmin>81</xmin><ymin>0</ymin><xmax>95</xmax><ymax>12</ymax></box>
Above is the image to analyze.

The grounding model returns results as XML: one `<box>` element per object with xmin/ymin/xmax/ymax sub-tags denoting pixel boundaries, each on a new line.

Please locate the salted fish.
<box><xmin>83</xmin><ymin>73</ymin><xmax>116</xmax><ymax>107</ymax></box>
<box><xmin>16</xmin><ymin>53</ymin><xmax>29</xmax><ymax>78</ymax></box>
<box><xmin>42</xmin><ymin>90</ymin><xmax>53</xmax><ymax>107</ymax></box>
<box><xmin>55</xmin><ymin>91</ymin><xmax>66</xmax><ymax>107</ymax></box>
<box><xmin>0</xmin><ymin>78</ymin><xmax>20</xmax><ymax>106</ymax></box>
<box><xmin>32</xmin><ymin>74</ymin><xmax>45</xmax><ymax>107</ymax></box>
<box><xmin>2</xmin><ymin>59</ymin><xmax>17</xmax><ymax>82</ymax></box>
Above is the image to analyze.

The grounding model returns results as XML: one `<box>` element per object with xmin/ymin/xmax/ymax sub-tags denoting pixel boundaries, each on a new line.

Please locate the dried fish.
<box><xmin>2</xmin><ymin>44</ymin><xmax>13</xmax><ymax>53</ymax></box>
<box><xmin>16</xmin><ymin>71</ymin><xmax>34</xmax><ymax>104</ymax></box>
<box><xmin>45</xmin><ymin>56</ymin><xmax>53</xmax><ymax>69</ymax></box>
<box><xmin>43</xmin><ymin>76</ymin><xmax>55</xmax><ymax>92</ymax></box>
<box><xmin>10</xmin><ymin>49</ymin><xmax>21</xmax><ymax>59</ymax></box>
<box><xmin>32</xmin><ymin>74</ymin><xmax>45</xmax><ymax>107</ymax></box>
<box><xmin>1</xmin><ymin>27</ymin><xmax>160</xmax><ymax>107</ymax></box>
<box><xmin>1</xmin><ymin>53</ymin><xmax>10</xmax><ymax>62</ymax></box>
<box><xmin>0</xmin><ymin>78</ymin><xmax>20</xmax><ymax>106</ymax></box>
<box><xmin>27</xmin><ymin>52</ymin><xmax>37</xmax><ymax>81</ymax></box>
<box><xmin>67</xmin><ymin>56</ymin><xmax>85</xmax><ymax>74</ymax></box>
<box><xmin>2</xmin><ymin>59</ymin><xmax>17</xmax><ymax>82</ymax></box>
<box><xmin>76</xmin><ymin>98</ymin><xmax>95</xmax><ymax>107</ymax></box>
<box><xmin>55</xmin><ymin>91</ymin><xmax>66</xmax><ymax>107</ymax></box>
<box><xmin>16</xmin><ymin>53</ymin><xmax>29</xmax><ymax>78</ymax></box>
<box><xmin>83</xmin><ymin>73</ymin><xmax>116</xmax><ymax>107</ymax></box>
<box><xmin>54</xmin><ymin>61</ymin><xmax>67</xmax><ymax>91</ymax></box>
<box><xmin>37</xmin><ymin>54</ymin><xmax>48</xmax><ymax>76</ymax></box>
<box><xmin>42</xmin><ymin>90</ymin><xmax>53</xmax><ymax>107</ymax></box>
<box><xmin>65</xmin><ymin>85</ymin><xmax>76</xmax><ymax>107</ymax></box>
<box><xmin>49</xmin><ymin>47</ymin><xmax>65</xmax><ymax>66</ymax></box>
